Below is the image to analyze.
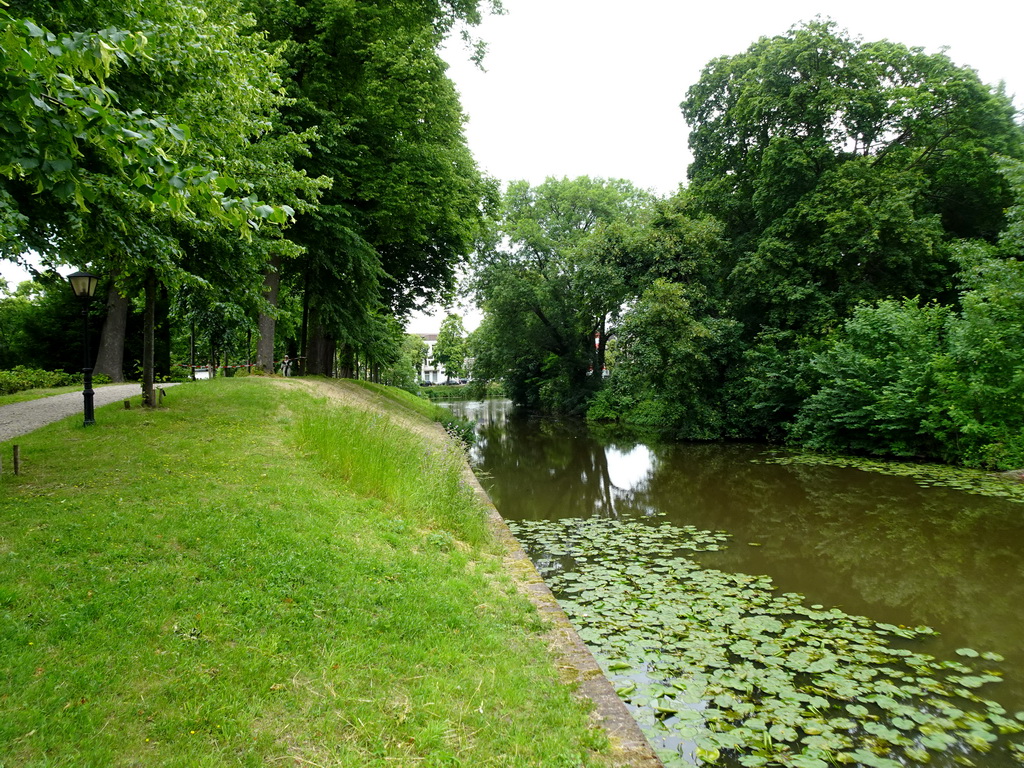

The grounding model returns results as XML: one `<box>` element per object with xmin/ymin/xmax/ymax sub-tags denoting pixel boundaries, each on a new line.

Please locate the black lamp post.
<box><xmin>67</xmin><ymin>270</ymin><xmax>99</xmax><ymax>426</ymax></box>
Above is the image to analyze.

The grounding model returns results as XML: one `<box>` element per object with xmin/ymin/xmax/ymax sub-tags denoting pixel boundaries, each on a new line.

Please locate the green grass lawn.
<box><xmin>0</xmin><ymin>384</ymin><xmax>89</xmax><ymax>406</ymax></box>
<box><xmin>0</xmin><ymin>378</ymin><xmax>609</xmax><ymax>767</ymax></box>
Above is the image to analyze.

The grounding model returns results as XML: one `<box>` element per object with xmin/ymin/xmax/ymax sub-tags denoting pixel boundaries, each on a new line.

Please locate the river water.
<box><xmin>447</xmin><ymin>399</ymin><xmax>1024</xmax><ymax>763</ymax></box>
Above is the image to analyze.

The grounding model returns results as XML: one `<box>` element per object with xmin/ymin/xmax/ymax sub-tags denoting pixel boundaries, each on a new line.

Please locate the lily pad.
<box><xmin>507</xmin><ymin>516</ymin><xmax>1015</xmax><ymax>768</ymax></box>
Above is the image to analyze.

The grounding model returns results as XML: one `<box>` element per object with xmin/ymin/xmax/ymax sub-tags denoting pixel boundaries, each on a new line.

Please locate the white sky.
<box><xmin>444</xmin><ymin>0</ymin><xmax>1023</xmax><ymax>197</ymax></box>
<box><xmin>408</xmin><ymin>0</ymin><xmax>1024</xmax><ymax>333</ymax></box>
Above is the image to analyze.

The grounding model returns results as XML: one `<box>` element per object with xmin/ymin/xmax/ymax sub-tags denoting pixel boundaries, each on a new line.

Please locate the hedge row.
<box><xmin>0</xmin><ymin>366</ymin><xmax>111</xmax><ymax>396</ymax></box>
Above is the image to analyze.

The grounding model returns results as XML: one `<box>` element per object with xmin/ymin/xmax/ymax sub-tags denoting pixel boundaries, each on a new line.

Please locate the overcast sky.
<box><xmin>408</xmin><ymin>0</ymin><xmax>1023</xmax><ymax>332</ymax></box>
<box><xmin>443</xmin><ymin>0</ymin><xmax>1023</xmax><ymax>197</ymax></box>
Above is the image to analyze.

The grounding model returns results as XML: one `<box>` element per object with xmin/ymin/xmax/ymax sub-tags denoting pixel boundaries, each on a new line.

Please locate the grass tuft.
<box><xmin>349</xmin><ymin>378</ymin><xmax>450</xmax><ymax>421</ymax></box>
<box><xmin>297</xmin><ymin>403</ymin><xmax>487</xmax><ymax>546</ymax></box>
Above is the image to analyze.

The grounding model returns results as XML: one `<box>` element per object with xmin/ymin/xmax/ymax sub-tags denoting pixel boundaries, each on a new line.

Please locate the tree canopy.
<box><xmin>463</xmin><ymin>20</ymin><xmax>1024</xmax><ymax>469</ymax></box>
<box><xmin>1</xmin><ymin>0</ymin><xmax>495</xmax><ymax>390</ymax></box>
<box><xmin>230</xmin><ymin>0</ymin><xmax>498</xmax><ymax>376</ymax></box>
<box><xmin>682</xmin><ymin>19</ymin><xmax>1023</xmax><ymax>334</ymax></box>
<box><xmin>0</xmin><ymin>2</ymin><xmax>300</xmax><ymax>254</ymax></box>
<box><xmin>469</xmin><ymin>176</ymin><xmax>654</xmax><ymax>412</ymax></box>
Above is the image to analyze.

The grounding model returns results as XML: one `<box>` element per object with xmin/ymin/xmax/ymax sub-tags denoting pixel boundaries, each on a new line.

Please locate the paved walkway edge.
<box><xmin>453</xmin><ymin>426</ymin><xmax>664</xmax><ymax>768</ymax></box>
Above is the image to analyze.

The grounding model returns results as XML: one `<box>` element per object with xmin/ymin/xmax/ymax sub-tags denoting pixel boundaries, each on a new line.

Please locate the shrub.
<box><xmin>440</xmin><ymin>414</ymin><xmax>477</xmax><ymax>445</ymax></box>
<box><xmin>789</xmin><ymin>298</ymin><xmax>950</xmax><ymax>459</ymax></box>
<box><xmin>923</xmin><ymin>254</ymin><xmax>1024</xmax><ymax>469</ymax></box>
<box><xmin>791</xmin><ymin>254</ymin><xmax>1024</xmax><ymax>470</ymax></box>
<box><xmin>0</xmin><ymin>366</ymin><xmax>80</xmax><ymax>395</ymax></box>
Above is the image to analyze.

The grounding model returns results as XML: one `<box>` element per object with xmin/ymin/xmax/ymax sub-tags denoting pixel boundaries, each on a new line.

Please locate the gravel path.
<box><xmin>0</xmin><ymin>383</ymin><xmax>178</xmax><ymax>442</ymax></box>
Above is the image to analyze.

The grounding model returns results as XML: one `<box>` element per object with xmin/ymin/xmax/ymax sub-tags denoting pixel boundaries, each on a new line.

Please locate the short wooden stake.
<box><xmin>124</xmin><ymin>399</ymin><xmax>131</xmax><ymax>410</ymax></box>
<box><xmin>13</xmin><ymin>445</ymin><xmax>20</xmax><ymax>476</ymax></box>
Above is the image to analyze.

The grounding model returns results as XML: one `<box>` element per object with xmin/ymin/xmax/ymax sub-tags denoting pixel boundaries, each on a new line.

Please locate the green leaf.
<box><xmin>22</xmin><ymin>20</ymin><xmax>45</xmax><ymax>37</ymax></box>
<box><xmin>212</xmin><ymin>175</ymin><xmax>236</xmax><ymax>192</ymax></box>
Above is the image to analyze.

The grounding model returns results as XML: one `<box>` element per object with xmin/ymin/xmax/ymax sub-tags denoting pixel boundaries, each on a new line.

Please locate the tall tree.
<box><xmin>1</xmin><ymin>1</ymin><xmax>311</xmax><ymax>401</ymax></box>
<box><xmin>432</xmin><ymin>313</ymin><xmax>467</xmax><ymax>381</ymax></box>
<box><xmin>470</xmin><ymin>176</ymin><xmax>654</xmax><ymax>412</ymax></box>
<box><xmin>585</xmin><ymin>191</ymin><xmax>740</xmax><ymax>437</ymax></box>
<box><xmin>244</xmin><ymin>0</ymin><xmax>497</xmax><ymax>376</ymax></box>
<box><xmin>681</xmin><ymin>19</ymin><xmax>1024</xmax><ymax>335</ymax></box>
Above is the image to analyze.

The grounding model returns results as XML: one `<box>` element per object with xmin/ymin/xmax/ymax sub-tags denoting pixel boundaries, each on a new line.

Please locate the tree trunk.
<box><xmin>142</xmin><ymin>269</ymin><xmax>156</xmax><ymax>407</ymax></box>
<box><xmin>93</xmin><ymin>285</ymin><xmax>129</xmax><ymax>382</ymax></box>
<box><xmin>189</xmin><ymin>322</ymin><xmax>196</xmax><ymax>379</ymax></box>
<box><xmin>156</xmin><ymin>285</ymin><xmax>171</xmax><ymax>379</ymax></box>
<box><xmin>298</xmin><ymin>270</ymin><xmax>310</xmax><ymax>376</ymax></box>
<box><xmin>256</xmin><ymin>254</ymin><xmax>281</xmax><ymax>373</ymax></box>
<box><xmin>596</xmin><ymin>315</ymin><xmax>609</xmax><ymax>380</ymax></box>
<box><xmin>305</xmin><ymin>312</ymin><xmax>336</xmax><ymax>377</ymax></box>
<box><xmin>338</xmin><ymin>344</ymin><xmax>355</xmax><ymax>378</ymax></box>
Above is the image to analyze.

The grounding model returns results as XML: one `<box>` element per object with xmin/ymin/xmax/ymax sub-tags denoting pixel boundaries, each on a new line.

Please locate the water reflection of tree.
<box><xmin>472</xmin><ymin>410</ymin><xmax>667</xmax><ymax>522</ymax></box>
<box><xmin>629</xmin><ymin>443</ymin><xmax>1024</xmax><ymax>688</ymax></box>
<box><xmin>474</xmin><ymin>413</ymin><xmax>617</xmax><ymax>519</ymax></box>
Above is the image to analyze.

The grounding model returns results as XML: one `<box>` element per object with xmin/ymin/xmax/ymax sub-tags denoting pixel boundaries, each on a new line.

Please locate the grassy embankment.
<box><xmin>0</xmin><ymin>377</ymin><xmax>609</xmax><ymax>767</ymax></box>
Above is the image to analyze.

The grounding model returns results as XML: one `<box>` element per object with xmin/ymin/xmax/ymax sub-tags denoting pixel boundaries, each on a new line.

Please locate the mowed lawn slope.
<box><xmin>0</xmin><ymin>377</ymin><xmax>609</xmax><ymax>767</ymax></box>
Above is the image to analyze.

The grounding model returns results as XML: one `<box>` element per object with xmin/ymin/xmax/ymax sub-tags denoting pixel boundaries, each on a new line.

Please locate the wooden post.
<box><xmin>13</xmin><ymin>445</ymin><xmax>20</xmax><ymax>476</ymax></box>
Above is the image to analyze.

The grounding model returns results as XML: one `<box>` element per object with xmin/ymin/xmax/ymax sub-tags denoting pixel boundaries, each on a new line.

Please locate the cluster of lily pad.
<box><xmin>507</xmin><ymin>517</ymin><xmax>1024</xmax><ymax>767</ymax></box>
<box><xmin>756</xmin><ymin>452</ymin><xmax>1024</xmax><ymax>503</ymax></box>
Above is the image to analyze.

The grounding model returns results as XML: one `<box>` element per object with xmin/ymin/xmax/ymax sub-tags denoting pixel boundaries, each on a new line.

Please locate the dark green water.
<box><xmin>447</xmin><ymin>400</ymin><xmax>1024</xmax><ymax>726</ymax></box>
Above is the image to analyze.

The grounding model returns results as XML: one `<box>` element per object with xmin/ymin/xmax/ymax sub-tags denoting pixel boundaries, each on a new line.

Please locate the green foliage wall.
<box><xmin>568</xmin><ymin>21</ymin><xmax>1024</xmax><ymax>468</ymax></box>
<box><xmin>788</xmin><ymin>251</ymin><xmax>1024</xmax><ymax>470</ymax></box>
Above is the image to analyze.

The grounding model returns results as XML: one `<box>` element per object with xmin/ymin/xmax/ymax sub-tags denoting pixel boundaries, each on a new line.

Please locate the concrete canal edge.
<box><xmin>456</xmin><ymin>436</ymin><xmax>664</xmax><ymax>768</ymax></box>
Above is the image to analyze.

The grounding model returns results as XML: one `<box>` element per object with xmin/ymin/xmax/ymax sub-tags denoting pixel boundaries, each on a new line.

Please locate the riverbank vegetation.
<box><xmin>0</xmin><ymin>377</ymin><xmax>612</xmax><ymax>766</ymax></box>
<box><xmin>468</xmin><ymin>21</ymin><xmax>1024</xmax><ymax>470</ymax></box>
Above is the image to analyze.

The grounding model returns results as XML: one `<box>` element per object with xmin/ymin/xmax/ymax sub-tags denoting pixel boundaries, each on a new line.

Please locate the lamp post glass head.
<box><xmin>67</xmin><ymin>270</ymin><xmax>99</xmax><ymax>299</ymax></box>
